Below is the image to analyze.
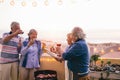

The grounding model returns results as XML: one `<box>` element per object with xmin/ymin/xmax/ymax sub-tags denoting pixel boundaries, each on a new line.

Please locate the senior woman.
<box><xmin>56</xmin><ymin>27</ymin><xmax>90</xmax><ymax>80</ymax></box>
<box><xmin>19</xmin><ymin>29</ymin><xmax>42</xmax><ymax>80</ymax></box>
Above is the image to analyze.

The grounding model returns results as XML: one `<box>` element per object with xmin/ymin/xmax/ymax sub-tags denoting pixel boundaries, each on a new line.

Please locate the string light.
<box><xmin>118</xmin><ymin>47</ymin><xmax>120</xmax><ymax>51</ymax></box>
<box><xmin>44</xmin><ymin>0</ymin><xmax>49</xmax><ymax>6</ymax></box>
<box><xmin>1</xmin><ymin>0</ymin><xmax>82</xmax><ymax>7</ymax></box>
<box><xmin>10</xmin><ymin>0</ymin><xmax>15</xmax><ymax>6</ymax></box>
<box><xmin>40</xmin><ymin>57</ymin><xmax>56</xmax><ymax>62</ymax></box>
<box><xmin>57</xmin><ymin>0</ymin><xmax>62</xmax><ymax>5</ymax></box>
<box><xmin>47</xmin><ymin>58</ymin><xmax>50</xmax><ymax>62</ymax></box>
<box><xmin>110</xmin><ymin>49</ymin><xmax>114</xmax><ymax>53</ymax></box>
<box><xmin>21</xmin><ymin>1</ymin><xmax>26</xmax><ymax>7</ymax></box>
<box><xmin>51</xmin><ymin>58</ymin><xmax>55</xmax><ymax>61</ymax></box>
<box><xmin>0</xmin><ymin>0</ymin><xmax>4</xmax><ymax>3</ymax></box>
<box><xmin>70</xmin><ymin>0</ymin><xmax>76</xmax><ymax>4</ymax></box>
<box><xmin>32</xmin><ymin>1</ymin><xmax>37</xmax><ymax>7</ymax></box>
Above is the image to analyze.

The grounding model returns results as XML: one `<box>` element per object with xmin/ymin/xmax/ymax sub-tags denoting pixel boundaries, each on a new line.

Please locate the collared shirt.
<box><xmin>0</xmin><ymin>32</ymin><xmax>20</xmax><ymax>64</ymax></box>
<box><xmin>62</xmin><ymin>39</ymin><xmax>90</xmax><ymax>75</ymax></box>
<box><xmin>20</xmin><ymin>38</ymin><xmax>42</xmax><ymax>68</ymax></box>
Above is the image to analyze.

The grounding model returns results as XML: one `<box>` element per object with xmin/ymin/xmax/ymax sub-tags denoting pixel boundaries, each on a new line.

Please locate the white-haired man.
<box><xmin>0</xmin><ymin>21</ymin><xmax>23</xmax><ymax>80</ymax></box>
<box><xmin>55</xmin><ymin>27</ymin><xmax>90</xmax><ymax>80</ymax></box>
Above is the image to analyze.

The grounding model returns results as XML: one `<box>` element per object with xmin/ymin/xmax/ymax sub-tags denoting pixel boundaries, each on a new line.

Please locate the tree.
<box><xmin>91</xmin><ymin>54</ymin><xmax>100</xmax><ymax>66</ymax></box>
<box><xmin>107</xmin><ymin>61</ymin><xmax>111</xmax><ymax>66</ymax></box>
<box><xmin>101</xmin><ymin>60</ymin><xmax>104</xmax><ymax>67</ymax></box>
<box><xmin>90</xmin><ymin>58</ymin><xmax>94</xmax><ymax>67</ymax></box>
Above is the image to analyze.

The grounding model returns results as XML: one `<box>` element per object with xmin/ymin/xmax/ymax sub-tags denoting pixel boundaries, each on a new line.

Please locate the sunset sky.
<box><xmin>0</xmin><ymin>0</ymin><xmax>120</xmax><ymax>43</ymax></box>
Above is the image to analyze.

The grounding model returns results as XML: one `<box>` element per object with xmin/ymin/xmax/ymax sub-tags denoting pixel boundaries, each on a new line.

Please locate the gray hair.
<box><xmin>10</xmin><ymin>21</ymin><xmax>19</xmax><ymax>29</ymax></box>
<box><xmin>72</xmin><ymin>27</ymin><xmax>86</xmax><ymax>40</ymax></box>
<box><xmin>28</xmin><ymin>29</ymin><xmax>37</xmax><ymax>35</ymax></box>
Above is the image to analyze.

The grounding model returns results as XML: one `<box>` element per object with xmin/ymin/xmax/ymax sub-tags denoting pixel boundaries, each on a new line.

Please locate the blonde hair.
<box><xmin>72</xmin><ymin>27</ymin><xmax>86</xmax><ymax>40</ymax></box>
<box><xmin>67</xmin><ymin>33</ymin><xmax>72</xmax><ymax>38</ymax></box>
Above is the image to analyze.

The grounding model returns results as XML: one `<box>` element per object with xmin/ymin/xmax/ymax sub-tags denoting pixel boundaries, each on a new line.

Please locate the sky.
<box><xmin>0</xmin><ymin>0</ymin><xmax>120</xmax><ymax>43</ymax></box>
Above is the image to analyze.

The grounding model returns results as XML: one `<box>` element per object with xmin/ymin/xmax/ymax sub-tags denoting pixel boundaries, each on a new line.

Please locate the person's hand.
<box><xmin>56</xmin><ymin>46</ymin><xmax>64</xmax><ymax>55</ymax></box>
<box><xmin>27</xmin><ymin>39</ymin><xmax>35</xmax><ymax>47</ymax></box>
<box><xmin>14</xmin><ymin>29</ymin><xmax>24</xmax><ymax>35</ymax></box>
<box><xmin>57</xmin><ymin>54</ymin><xmax>61</xmax><ymax>57</ymax></box>
<box><xmin>50</xmin><ymin>46</ymin><xmax>56</xmax><ymax>53</ymax></box>
<box><xmin>54</xmin><ymin>56</ymin><xmax>63</xmax><ymax>63</ymax></box>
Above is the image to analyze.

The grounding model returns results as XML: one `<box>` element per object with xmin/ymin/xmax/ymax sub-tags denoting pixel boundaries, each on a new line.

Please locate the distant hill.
<box><xmin>88</xmin><ymin>42</ymin><xmax>120</xmax><ymax>56</ymax></box>
<box><xmin>0</xmin><ymin>37</ymin><xmax>120</xmax><ymax>56</ymax></box>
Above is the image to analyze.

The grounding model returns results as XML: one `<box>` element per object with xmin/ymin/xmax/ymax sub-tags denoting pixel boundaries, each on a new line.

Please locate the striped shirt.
<box><xmin>0</xmin><ymin>32</ymin><xmax>21</xmax><ymax>64</ymax></box>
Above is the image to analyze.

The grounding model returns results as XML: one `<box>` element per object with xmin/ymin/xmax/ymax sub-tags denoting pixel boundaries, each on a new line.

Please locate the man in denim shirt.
<box><xmin>56</xmin><ymin>27</ymin><xmax>90</xmax><ymax>80</ymax></box>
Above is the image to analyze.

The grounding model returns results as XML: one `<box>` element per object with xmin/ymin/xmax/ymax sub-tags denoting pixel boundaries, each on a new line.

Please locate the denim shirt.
<box><xmin>20</xmin><ymin>38</ymin><xmax>42</xmax><ymax>68</ymax></box>
<box><xmin>62</xmin><ymin>39</ymin><xmax>90</xmax><ymax>75</ymax></box>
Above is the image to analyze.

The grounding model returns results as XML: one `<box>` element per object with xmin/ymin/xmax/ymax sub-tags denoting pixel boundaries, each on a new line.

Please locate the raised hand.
<box><xmin>54</xmin><ymin>56</ymin><xmax>63</xmax><ymax>63</ymax></box>
<box><xmin>50</xmin><ymin>46</ymin><xmax>56</xmax><ymax>53</ymax></box>
<box><xmin>55</xmin><ymin>46</ymin><xmax>64</xmax><ymax>55</ymax></box>
<box><xmin>27</xmin><ymin>39</ymin><xmax>35</xmax><ymax>47</ymax></box>
<box><xmin>13</xmin><ymin>29</ymin><xmax>24</xmax><ymax>36</ymax></box>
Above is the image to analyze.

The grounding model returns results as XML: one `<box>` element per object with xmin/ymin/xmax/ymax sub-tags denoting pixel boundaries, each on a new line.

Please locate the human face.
<box><xmin>29</xmin><ymin>31</ymin><xmax>37</xmax><ymax>40</ymax></box>
<box><xmin>66</xmin><ymin>35</ymin><xmax>72</xmax><ymax>45</ymax></box>
<box><xmin>11</xmin><ymin>24</ymin><xmax>20</xmax><ymax>33</ymax></box>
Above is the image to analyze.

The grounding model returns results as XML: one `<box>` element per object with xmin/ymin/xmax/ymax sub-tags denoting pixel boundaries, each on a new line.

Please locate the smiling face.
<box><xmin>28</xmin><ymin>29</ymin><xmax>37</xmax><ymax>40</ymax></box>
<box><xmin>66</xmin><ymin>33</ymin><xmax>73</xmax><ymax>45</ymax></box>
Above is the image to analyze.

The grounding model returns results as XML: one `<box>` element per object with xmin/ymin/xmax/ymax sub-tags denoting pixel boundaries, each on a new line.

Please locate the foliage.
<box><xmin>91</xmin><ymin>54</ymin><xmax>100</xmax><ymax>66</ymax></box>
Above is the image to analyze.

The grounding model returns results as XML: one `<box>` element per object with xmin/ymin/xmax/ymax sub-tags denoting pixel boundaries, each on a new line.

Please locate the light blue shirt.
<box><xmin>20</xmin><ymin>39</ymin><xmax>41</xmax><ymax>68</ymax></box>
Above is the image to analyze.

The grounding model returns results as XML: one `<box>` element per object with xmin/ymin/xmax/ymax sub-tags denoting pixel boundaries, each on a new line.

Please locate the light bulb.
<box><xmin>21</xmin><ymin>1</ymin><xmax>26</xmax><ymax>7</ymax></box>
<box><xmin>32</xmin><ymin>1</ymin><xmax>37</xmax><ymax>7</ymax></box>
<box><xmin>70</xmin><ymin>0</ymin><xmax>76</xmax><ymax>4</ymax></box>
<box><xmin>0</xmin><ymin>0</ymin><xmax>4</xmax><ymax>3</ymax></box>
<box><xmin>44</xmin><ymin>0</ymin><xmax>49</xmax><ymax>6</ymax></box>
<box><xmin>10</xmin><ymin>0</ymin><xmax>15</xmax><ymax>6</ymax></box>
<box><xmin>57</xmin><ymin>0</ymin><xmax>62</xmax><ymax>5</ymax></box>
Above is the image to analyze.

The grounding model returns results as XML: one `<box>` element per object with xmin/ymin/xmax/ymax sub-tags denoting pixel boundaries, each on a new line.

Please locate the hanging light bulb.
<box><xmin>47</xmin><ymin>58</ymin><xmax>50</xmax><ymax>62</ymax></box>
<box><xmin>70</xmin><ymin>0</ymin><xmax>77</xmax><ymax>4</ymax></box>
<box><xmin>0</xmin><ymin>0</ymin><xmax>4</xmax><ymax>3</ymax></box>
<box><xmin>10</xmin><ymin>0</ymin><xmax>15</xmax><ymax>6</ymax></box>
<box><xmin>57</xmin><ymin>0</ymin><xmax>62</xmax><ymax>5</ymax></box>
<box><xmin>44</xmin><ymin>0</ymin><xmax>49</xmax><ymax>6</ymax></box>
<box><xmin>32</xmin><ymin>1</ymin><xmax>37</xmax><ymax>7</ymax></box>
<box><xmin>21</xmin><ymin>1</ymin><xmax>26</xmax><ymax>7</ymax></box>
